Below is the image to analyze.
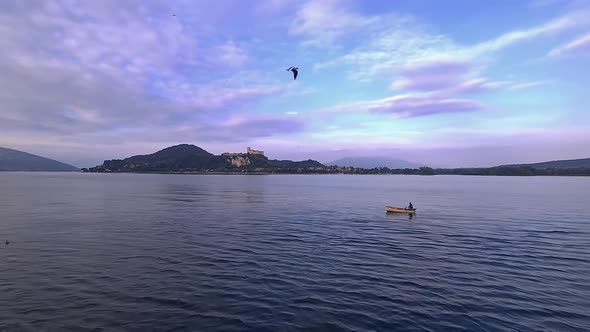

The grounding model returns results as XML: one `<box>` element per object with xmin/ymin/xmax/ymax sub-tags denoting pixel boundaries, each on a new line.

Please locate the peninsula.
<box><xmin>82</xmin><ymin>144</ymin><xmax>590</xmax><ymax>176</ymax></box>
<box><xmin>83</xmin><ymin>144</ymin><xmax>324</xmax><ymax>174</ymax></box>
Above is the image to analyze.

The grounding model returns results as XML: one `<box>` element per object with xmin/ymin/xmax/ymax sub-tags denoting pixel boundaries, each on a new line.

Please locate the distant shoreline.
<box><xmin>2</xmin><ymin>170</ymin><xmax>589</xmax><ymax>177</ymax></box>
<box><xmin>78</xmin><ymin>144</ymin><xmax>590</xmax><ymax>177</ymax></box>
<box><xmin>78</xmin><ymin>170</ymin><xmax>590</xmax><ymax>177</ymax></box>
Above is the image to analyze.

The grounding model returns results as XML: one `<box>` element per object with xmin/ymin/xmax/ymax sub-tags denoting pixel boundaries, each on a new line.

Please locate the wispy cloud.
<box><xmin>101</xmin><ymin>113</ymin><xmax>306</xmax><ymax>145</ymax></box>
<box><xmin>390</xmin><ymin>60</ymin><xmax>503</xmax><ymax>94</ymax></box>
<box><xmin>212</xmin><ymin>41</ymin><xmax>250</xmax><ymax>66</ymax></box>
<box><xmin>308</xmin><ymin>6</ymin><xmax>590</xmax><ymax>124</ymax></box>
<box><xmin>469</xmin><ymin>10</ymin><xmax>590</xmax><ymax>56</ymax></box>
<box><xmin>288</xmin><ymin>0</ymin><xmax>377</xmax><ymax>47</ymax></box>
<box><xmin>154</xmin><ymin>77</ymin><xmax>288</xmax><ymax>110</ymax></box>
<box><xmin>220</xmin><ymin>115</ymin><xmax>305</xmax><ymax>139</ymax></box>
<box><xmin>0</xmin><ymin>0</ymin><xmax>296</xmax><ymax>150</ymax></box>
<box><xmin>508</xmin><ymin>80</ymin><xmax>553</xmax><ymax>90</ymax></box>
<box><xmin>314</xmin><ymin>18</ymin><xmax>456</xmax><ymax>78</ymax></box>
<box><xmin>316</xmin><ymin>7</ymin><xmax>590</xmax><ymax>80</ymax></box>
<box><xmin>321</xmin><ymin>92</ymin><xmax>484</xmax><ymax>118</ymax></box>
<box><xmin>368</xmin><ymin>96</ymin><xmax>484</xmax><ymax>118</ymax></box>
<box><xmin>548</xmin><ymin>32</ymin><xmax>590</xmax><ymax>57</ymax></box>
<box><xmin>1</xmin><ymin>0</ymin><xmax>588</xmax><ymax>167</ymax></box>
<box><xmin>315</xmin><ymin>59</ymin><xmax>497</xmax><ymax>120</ymax></box>
<box><xmin>392</xmin><ymin>60</ymin><xmax>473</xmax><ymax>90</ymax></box>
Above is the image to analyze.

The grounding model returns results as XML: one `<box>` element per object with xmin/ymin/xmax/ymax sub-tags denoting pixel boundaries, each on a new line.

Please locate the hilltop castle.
<box><xmin>220</xmin><ymin>147</ymin><xmax>265</xmax><ymax>167</ymax></box>
<box><xmin>222</xmin><ymin>147</ymin><xmax>265</xmax><ymax>157</ymax></box>
<box><xmin>247</xmin><ymin>147</ymin><xmax>264</xmax><ymax>156</ymax></box>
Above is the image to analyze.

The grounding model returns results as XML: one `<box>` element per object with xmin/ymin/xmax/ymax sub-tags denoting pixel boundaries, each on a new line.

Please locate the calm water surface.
<box><xmin>1</xmin><ymin>173</ymin><xmax>589</xmax><ymax>331</ymax></box>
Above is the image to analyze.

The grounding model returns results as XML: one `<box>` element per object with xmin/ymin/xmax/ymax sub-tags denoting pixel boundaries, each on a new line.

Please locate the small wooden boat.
<box><xmin>385</xmin><ymin>206</ymin><xmax>416</xmax><ymax>214</ymax></box>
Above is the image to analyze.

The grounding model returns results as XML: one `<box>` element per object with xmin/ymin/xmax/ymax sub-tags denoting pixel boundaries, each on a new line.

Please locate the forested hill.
<box><xmin>84</xmin><ymin>144</ymin><xmax>325</xmax><ymax>173</ymax></box>
<box><xmin>500</xmin><ymin>158</ymin><xmax>590</xmax><ymax>169</ymax></box>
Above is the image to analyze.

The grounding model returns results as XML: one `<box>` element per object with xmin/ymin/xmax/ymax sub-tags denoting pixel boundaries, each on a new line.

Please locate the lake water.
<box><xmin>1</xmin><ymin>172</ymin><xmax>589</xmax><ymax>331</ymax></box>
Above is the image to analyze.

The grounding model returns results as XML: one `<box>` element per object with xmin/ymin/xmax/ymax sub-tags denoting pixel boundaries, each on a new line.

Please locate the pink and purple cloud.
<box><xmin>0</xmin><ymin>0</ymin><xmax>589</xmax><ymax>167</ymax></box>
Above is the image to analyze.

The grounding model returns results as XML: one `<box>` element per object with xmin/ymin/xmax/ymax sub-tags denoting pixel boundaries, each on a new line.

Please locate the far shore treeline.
<box><xmin>81</xmin><ymin>144</ymin><xmax>590</xmax><ymax>176</ymax></box>
<box><xmin>83</xmin><ymin>165</ymin><xmax>590</xmax><ymax>176</ymax></box>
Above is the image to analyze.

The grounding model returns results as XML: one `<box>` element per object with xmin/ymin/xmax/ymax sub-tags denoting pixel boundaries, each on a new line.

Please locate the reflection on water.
<box><xmin>385</xmin><ymin>211</ymin><xmax>415</xmax><ymax>221</ymax></box>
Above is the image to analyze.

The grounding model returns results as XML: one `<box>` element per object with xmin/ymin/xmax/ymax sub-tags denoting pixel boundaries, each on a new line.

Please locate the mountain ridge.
<box><xmin>499</xmin><ymin>158</ymin><xmax>590</xmax><ymax>169</ymax></box>
<box><xmin>0</xmin><ymin>147</ymin><xmax>79</xmax><ymax>172</ymax></box>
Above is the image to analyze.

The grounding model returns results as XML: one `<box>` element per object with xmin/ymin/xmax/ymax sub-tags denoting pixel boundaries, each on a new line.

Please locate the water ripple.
<box><xmin>1</xmin><ymin>173</ymin><xmax>589</xmax><ymax>331</ymax></box>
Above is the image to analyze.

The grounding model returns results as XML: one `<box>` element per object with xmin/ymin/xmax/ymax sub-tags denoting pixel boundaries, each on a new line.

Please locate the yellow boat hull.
<box><xmin>385</xmin><ymin>206</ymin><xmax>416</xmax><ymax>214</ymax></box>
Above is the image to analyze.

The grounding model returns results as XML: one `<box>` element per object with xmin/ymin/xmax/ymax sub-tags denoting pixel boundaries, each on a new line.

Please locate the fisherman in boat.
<box><xmin>408</xmin><ymin>202</ymin><xmax>414</xmax><ymax>210</ymax></box>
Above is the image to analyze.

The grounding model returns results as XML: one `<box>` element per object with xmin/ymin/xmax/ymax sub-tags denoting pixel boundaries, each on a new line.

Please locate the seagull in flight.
<box><xmin>286</xmin><ymin>66</ymin><xmax>299</xmax><ymax>80</ymax></box>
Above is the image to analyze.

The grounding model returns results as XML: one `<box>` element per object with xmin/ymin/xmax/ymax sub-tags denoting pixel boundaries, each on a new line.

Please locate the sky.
<box><xmin>1</xmin><ymin>0</ymin><xmax>589</xmax><ymax>168</ymax></box>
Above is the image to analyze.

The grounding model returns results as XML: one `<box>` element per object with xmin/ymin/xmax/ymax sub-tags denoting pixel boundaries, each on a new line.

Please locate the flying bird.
<box><xmin>5</xmin><ymin>240</ymin><xmax>9</xmax><ymax>247</ymax></box>
<box><xmin>286</xmin><ymin>66</ymin><xmax>299</xmax><ymax>80</ymax></box>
